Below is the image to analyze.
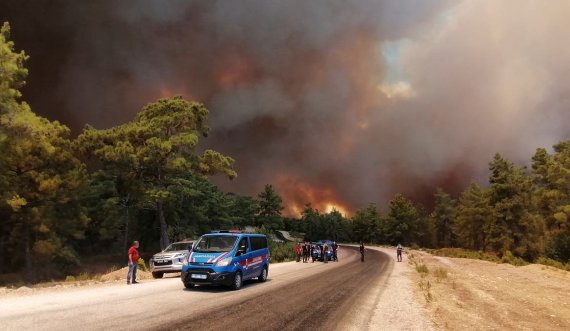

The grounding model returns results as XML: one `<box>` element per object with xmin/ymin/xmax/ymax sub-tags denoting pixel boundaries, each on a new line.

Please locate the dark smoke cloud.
<box><xmin>3</xmin><ymin>0</ymin><xmax>570</xmax><ymax>215</ymax></box>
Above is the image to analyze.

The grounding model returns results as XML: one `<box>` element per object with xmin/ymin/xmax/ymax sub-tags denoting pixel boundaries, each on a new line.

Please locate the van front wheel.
<box><xmin>258</xmin><ymin>266</ymin><xmax>268</xmax><ymax>282</ymax></box>
<box><xmin>231</xmin><ymin>271</ymin><xmax>243</xmax><ymax>290</ymax></box>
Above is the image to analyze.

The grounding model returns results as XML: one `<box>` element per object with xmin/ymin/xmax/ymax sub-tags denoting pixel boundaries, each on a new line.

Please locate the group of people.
<box><xmin>295</xmin><ymin>241</ymin><xmax>339</xmax><ymax>263</ymax></box>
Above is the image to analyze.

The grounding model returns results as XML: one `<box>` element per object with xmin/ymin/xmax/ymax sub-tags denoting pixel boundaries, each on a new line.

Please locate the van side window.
<box><xmin>237</xmin><ymin>237</ymin><xmax>249</xmax><ymax>254</ymax></box>
<box><xmin>250</xmin><ymin>237</ymin><xmax>268</xmax><ymax>251</ymax></box>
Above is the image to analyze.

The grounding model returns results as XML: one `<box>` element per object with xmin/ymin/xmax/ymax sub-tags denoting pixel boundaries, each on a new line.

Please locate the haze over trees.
<box><xmin>1</xmin><ymin>22</ymin><xmax>569</xmax><ymax>283</ymax></box>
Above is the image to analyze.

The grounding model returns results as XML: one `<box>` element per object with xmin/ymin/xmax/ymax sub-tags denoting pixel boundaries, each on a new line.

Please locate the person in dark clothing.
<box><xmin>332</xmin><ymin>241</ymin><xmax>338</xmax><ymax>262</ymax></box>
<box><xmin>396</xmin><ymin>243</ymin><xmax>403</xmax><ymax>262</ymax></box>
<box><xmin>359</xmin><ymin>243</ymin><xmax>365</xmax><ymax>262</ymax></box>
<box><xmin>302</xmin><ymin>242</ymin><xmax>308</xmax><ymax>262</ymax></box>
<box><xmin>305</xmin><ymin>242</ymin><xmax>311</xmax><ymax>262</ymax></box>
<box><xmin>323</xmin><ymin>242</ymin><xmax>328</xmax><ymax>263</ymax></box>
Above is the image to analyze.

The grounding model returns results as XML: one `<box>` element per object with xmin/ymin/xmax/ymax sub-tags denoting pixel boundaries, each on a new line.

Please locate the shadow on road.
<box><xmin>182</xmin><ymin>279</ymin><xmax>272</xmax><ymax>293</ymax></box>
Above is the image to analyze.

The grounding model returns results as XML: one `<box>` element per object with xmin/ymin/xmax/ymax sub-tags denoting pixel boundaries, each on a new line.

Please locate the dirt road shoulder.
<box><xmin>339</xmin><ymin>246</ymin><xmax>438</xmax><ymax>331</ymax></box>
<box><xmin>408</xmin><ymin>250</ymin><xmax>570</xmax><ymax>331</ymax></box>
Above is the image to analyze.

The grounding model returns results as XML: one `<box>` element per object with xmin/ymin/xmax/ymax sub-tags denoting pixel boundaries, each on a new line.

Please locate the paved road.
<box><xmin>0</xmin><ymin>246</ymin><xmax>391</xmax><ymax>330</ymax></box>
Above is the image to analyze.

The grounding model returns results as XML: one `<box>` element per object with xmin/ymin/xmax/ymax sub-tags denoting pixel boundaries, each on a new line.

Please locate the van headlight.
<box><xmin>216</xmin><ymin>257</ymin><xmax>232</xmax><ymax>267</ymax></box>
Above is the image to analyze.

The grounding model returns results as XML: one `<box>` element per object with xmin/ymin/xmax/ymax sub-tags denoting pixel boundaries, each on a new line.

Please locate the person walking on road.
<box><xmin>396</xmin><ymin>243</ymin><xmax>403</xmax><ymax>262</ymax></box>
<box><xmin>359</xmin><ymin>242</ymin><xmax>365</xmax><ymax>262</ymax></box>
<box><xmin>127</xmin><ymin>240</ymin><xmax>140</xmax><ymax>284</ymax></box>
<box><xmin>323</xmin><ymin>242</ymin><xmax>329</xmax><ymax>263</ymax></box>
<box><xmin>295</xmin><ymin>242</ymin><xmax>302</xmax><ymax>262</ymax></box>
<box><xmin>332</xmin><ymin>241</ymin><xmax>338</xmax><ymax>262</ymax></box>
<box><xmin>302</xmin><ymin>242</ymin><xmax>308</xmax><ymax>263</ymax></box>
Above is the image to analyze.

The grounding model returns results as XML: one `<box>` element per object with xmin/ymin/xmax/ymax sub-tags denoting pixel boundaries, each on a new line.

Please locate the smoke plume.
<box><xmin>3</xmin><ymin>0</ymin><xmax>570</xmax><ymax>215</ymax></box>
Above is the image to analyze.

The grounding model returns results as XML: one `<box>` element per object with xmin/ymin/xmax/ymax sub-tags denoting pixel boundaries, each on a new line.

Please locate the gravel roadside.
<box><xmin>340</xmin><ymin>246</ymin><xmax>438</xmax><ymax>331</ymax></box>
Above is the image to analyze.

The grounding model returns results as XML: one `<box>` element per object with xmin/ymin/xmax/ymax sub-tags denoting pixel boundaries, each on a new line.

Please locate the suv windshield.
<box><xmin>193</xmin><ymin>235</ymin><xmax>238</xmax><ymax>253</ymax></box>
<box><xmin>164</xmin><ymin>242</ymin><xmax>191</xmax><ymax>252</ymax></box>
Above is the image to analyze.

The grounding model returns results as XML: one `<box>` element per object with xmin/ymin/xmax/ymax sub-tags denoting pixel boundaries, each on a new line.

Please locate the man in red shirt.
<box><xmin>127</xmin><ymin>241</ymin><xmax>140</xmax><ymax>284</ymax></box>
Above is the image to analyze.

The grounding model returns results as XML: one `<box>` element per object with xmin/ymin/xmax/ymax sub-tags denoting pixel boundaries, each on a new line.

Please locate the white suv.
<box><xmin>149</xmin><ymin>241</ymin><xmax>193</xmax><ymax>279</ymax></box>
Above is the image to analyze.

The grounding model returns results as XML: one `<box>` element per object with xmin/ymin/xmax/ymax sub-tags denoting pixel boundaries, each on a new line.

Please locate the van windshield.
<box><xmin>193</xmin><ymin>235</ymin><xmax>238</xmax><ymax>253</ymax></box>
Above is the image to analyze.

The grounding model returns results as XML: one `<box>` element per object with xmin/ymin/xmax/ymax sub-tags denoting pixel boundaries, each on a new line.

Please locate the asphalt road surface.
<box><xmin>0</xmin><ymin>246</ymin><xmax>392</xmax><ymax>330</ymax></box>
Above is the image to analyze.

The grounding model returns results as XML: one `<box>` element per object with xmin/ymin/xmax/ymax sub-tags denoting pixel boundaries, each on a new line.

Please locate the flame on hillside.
<box><xmin>276</xmin><ymin>175</ymin><xmax>350</xmax><ymax>218</ymax></box>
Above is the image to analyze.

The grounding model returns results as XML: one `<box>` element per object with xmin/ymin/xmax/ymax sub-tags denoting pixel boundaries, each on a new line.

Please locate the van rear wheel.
<box><xmin>258</xmin><ymin>266</ymin><xmax>268</xmax><ymax>282</ymax></box>
<box><xmin>231</xmin><ymin>271</ymin><xmax>243</xmax><ymax>290</ymax></box>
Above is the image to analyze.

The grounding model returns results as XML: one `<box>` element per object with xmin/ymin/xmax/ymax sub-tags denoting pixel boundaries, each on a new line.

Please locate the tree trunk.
<box><xmin>158</xmin><ymin>201</ymin><xmax>170</xmax><ymax>250</ymax></box>
<box><xmin>24</xmin><ymin>225</ymin><xmax>34</xmax><ymax>283</ymax></box>
<box><xmin>123</xmin><ymin>196</ymin><xmax>130</xmax><ymax>253</ymax></box>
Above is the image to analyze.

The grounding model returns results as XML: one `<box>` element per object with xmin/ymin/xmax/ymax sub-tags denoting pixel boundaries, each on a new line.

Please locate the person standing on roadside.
<box><xmin>302</xmin><ymin>242</ymin><xmax>307</xmax><ymax>263</ymax></box>
<box><xmin>127</xmin><ymin>240</ymin><xmax>140</xmax><ymax>284</ymax></box>
<box><xmin>295</xmin><ymin>242</ymin><xmax>302</xmax><ymax>262</ymax></box>
<box><xmin>359</xmin><ymin>242</ymin><xmax>365</xmax><ymax>262</ymax></box>
<box><xmin>323</xmin><ymin>242</ymin><xmax>329</xmax><ymax>263</ymax></box>
<box><xmin>396</xmin><ymin>243</ymin><xmax>403</xmax><ymax>262</ymax></box>
<box><xmin>332</xmin><ymin>241</ymin><xmax>338</xmax><ymax>262</ymax></box>
<box><xmin>312</xmin><ymin>244</ymin><xmax>318</xmax><ymax>262</ymax></box>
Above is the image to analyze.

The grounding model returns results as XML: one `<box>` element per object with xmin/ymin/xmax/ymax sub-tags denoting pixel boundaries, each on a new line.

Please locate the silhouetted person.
<box><xmin>396</xmin><ymin>243</ymin><xmax>403</xmax><ymax>262</ymax></box>
<box><xmin>332</xmin><ymin>241</ymin><xmax>338</xmax><ymax>262</ymax></box>
<box><xmin>359</xmin><ymin>243</ymin><xmax>365</xmax><ymax>262</ymax></box>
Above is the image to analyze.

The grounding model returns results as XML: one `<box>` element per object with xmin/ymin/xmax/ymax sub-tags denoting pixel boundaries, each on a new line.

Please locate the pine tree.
<box><xmin>76</xmin><ymin>97</ymin><xmax>236</xmax><ymax>249</ymax></box>
<box><xmin>1</xmin><ymin>23</ymin><xmax>87</xmax><ymax>280</ymax></box>
<box><xmin>256</xmin><ymin>184</ymin><xmax>284</xmax><ymax>230</ymax></box>
<box><xmin>488</xmin><ymin>154</ymin><xmax>542</xmax><ymax>259</ymax></box>
<box><xmin>432</xmin><ymin>188</ymin><xmax>457</xmax><ymax>247</ymax></box>
<box><xmin>455</xmin><ymin>182</ymin><xmax>492</xmax><ymax>250</ymax></box>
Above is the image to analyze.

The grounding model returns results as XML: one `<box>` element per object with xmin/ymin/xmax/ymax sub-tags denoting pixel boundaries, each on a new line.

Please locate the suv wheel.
<box><xmin>152</xmin><ymin>272</ymin><xmax>164</xmax><ymax>279</ymax></box>
<box><xmin>258</xmin><ymin>266</ymin><xmax>268</xmax><ymax>282</ymax></box>
<box><xmin>231</xmin><ymin>271</ymin><xmax>242</xmax><ymax>290</ymax></box>
<box><xmin>183</xmin><ymin>282</ymin><xmax>195</xmax><ymax>289</ymax></box>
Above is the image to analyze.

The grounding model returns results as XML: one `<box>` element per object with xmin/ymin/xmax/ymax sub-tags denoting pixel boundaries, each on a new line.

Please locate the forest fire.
<box><xmin>5</xmin><ymin>1</ymin><xmax>570</xmax><ymax>217</ymax></box>
<box><xmin>276</xmin><ymin>175</ymin><xmax>350</xmax><ymax>217</ymax></box>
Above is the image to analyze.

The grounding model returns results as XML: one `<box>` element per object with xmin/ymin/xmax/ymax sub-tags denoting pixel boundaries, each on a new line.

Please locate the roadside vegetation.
<box><xmin>1</xmin><ymin>21</ymin><xmax>569</xmax><ymax>286</ymax></box>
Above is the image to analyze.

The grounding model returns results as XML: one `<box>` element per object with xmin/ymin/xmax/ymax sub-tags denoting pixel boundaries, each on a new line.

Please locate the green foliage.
<box><xmin>432</xmin><ymin>188</ymin><xmax>457</xmax><ymax>247</ymax></box>
<box><xmin>546</xmin><ymin>231</ymin><xmax>570</xmax><ymax>263</ymax></box>
<box><xmin>137</xmin><ymin>258</ymin><xmax>148</xmax><ymax>272</ymax></box>
<box><xmin>0</xmin><ymin>22</ymin><xmax>87</xmax><ymax>281</ymax></box>
<box><xmin>268</xmin><ymin>241</ymin><xmax>296</xmax><ymax>262</ymax></box>
<box><xmin>500</xmin><ymin>250</ymin><xmax>528</xmax><ymax>266</ymax></box>
<box><xmin>351</xmin><ymin>203</ymin><xmax>381</xmax><ymax>243</ymax></box>
<box><xmin>429</xmin><ymin>248</ymin><xmax>500</xmax><ymax>263</ymax></box>
<box><xmin>301</xmin><ymin>205</ymin><xmax>352</xmax><ymax>242</ymax></box>
<box><xmin>256</xmin><ymin>184</ymin><xmax>284</xmax><ymax>230</ymax></box>
<box><xmin>535</xmin><ymin>257</ymin><xmax>570</xmax><ymax>271</ymax></box>
<box><xmin>384</xmin><ymin>194</ymin><xmax>422</xmax><ymax>246</ymax></box>
<box><xmin>76</xmin><ymin>97</ymin><xmax>237</xmax><ymax>249</ymax></box>
<box><xmin>0</xmin><ymin>22</ymin><xmax>28</xmax><ymax>117</ymax></box>
<box><xmin>455</xmin><ymin>182</ymin><xmax>492</xmax><ymax>250</ymax></box>
<box><xmin>488</xmin><ymin>154</ymin><xmax>542</xmax><ymax>260</ymax></box>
